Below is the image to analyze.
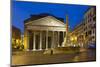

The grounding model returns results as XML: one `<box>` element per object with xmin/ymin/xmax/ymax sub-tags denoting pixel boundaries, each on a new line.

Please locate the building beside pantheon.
<box><xmin>12</xmin><ymin>26</ymin><xmax>21</xmax><ymax>49</ymax></box>
<box><xmin>70</xmin><ymin>7</ymin><xmax>96</xmax><ymax>48</ymax></box>
<box><xmin>24</xmin><ymin>14</ymin><xmax>66</xmax><ymax>51</ymax></box>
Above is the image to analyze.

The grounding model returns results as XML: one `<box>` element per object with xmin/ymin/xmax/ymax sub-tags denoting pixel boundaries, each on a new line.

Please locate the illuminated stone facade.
<box><xmin>12</xmin><ymin>26</ymin><xmax>21</xmax><ymax>49</ymax></box>
<box><xmin>70</xmin><ymin>7</ymin><xmax>96</xmax><ymax>47</ymax></box>
<box><xmin>24</xmin><ymin>14</ymin><xmax>66</xmax><ymax>51</ymax></box>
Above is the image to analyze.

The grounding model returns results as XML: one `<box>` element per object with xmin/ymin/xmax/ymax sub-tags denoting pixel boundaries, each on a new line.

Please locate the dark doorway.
<box><xmin>48</xmin><ymin>37</ymin><xmax>51</xmax><ymax>48</ymax></box>
<box><xmin>36</xmin><ymin>35</ymin><xmax>39</xmax><ymax>50</ymax></box>
<box><xmin>29</xmin><ymin>33</ymin><xmax>33</xmax><ymax>50</ymax></box>
<box><xmin>59</xmin><ymin>32</ymin><xmax>63</xmax><ymax>46</ymax></box>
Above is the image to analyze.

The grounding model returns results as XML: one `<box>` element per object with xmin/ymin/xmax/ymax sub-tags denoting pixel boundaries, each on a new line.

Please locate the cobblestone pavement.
<box><xmin>12</xmin><ymin>49</ymin><xmax>96</xmax><ymax>66</ymax></box>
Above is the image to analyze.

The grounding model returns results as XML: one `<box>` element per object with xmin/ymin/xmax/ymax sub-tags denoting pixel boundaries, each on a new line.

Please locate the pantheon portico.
<box><xmin>24</xmin><ymin>14</ymin><xmax>66</xmax><ymax>51</ymax></box>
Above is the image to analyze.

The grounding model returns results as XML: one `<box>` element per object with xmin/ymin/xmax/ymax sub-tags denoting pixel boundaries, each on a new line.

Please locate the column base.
<box><xmin>62</xmin><ymin>44</ymin><xmax>65</xmax><ymax>47</ymax></box>
<box><xmin>45</xmin><ymin>48</ymin><xmax>48</xmax><ymax>50</ymax></box>
<box><xmin>32</xmin><ymin>49</ymin><xmax>43</xmax><ymax>51</ymax></box>
<box><xmin>58</xmin><ymin>45</ymin><xmax>60</xmax><ymax>47</ymax></box>
<box><xmin>39</xmin><ymin>49</ymin><xmax>42</xmax><ymax>50</ymax></box>
<box><xmin>32</xmin><ymin>49</ymin><xmax>36</xmax><ymax>51</ymax></box>
<box><xmin>26</xmin><ymin>49</ymin><xmax>30</xmax><ymax>51</ymax></box>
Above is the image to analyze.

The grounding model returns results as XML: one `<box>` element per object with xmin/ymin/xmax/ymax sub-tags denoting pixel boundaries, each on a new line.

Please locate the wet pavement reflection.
<box><xmin>72</xmin><ymin>48</ymin><xmax>96</xmax><ymax>62</ymax></box>
<box><xmin>12</xmin><ymin>48</ymin><xmax>96</xmax><ymax>66</ymax></box>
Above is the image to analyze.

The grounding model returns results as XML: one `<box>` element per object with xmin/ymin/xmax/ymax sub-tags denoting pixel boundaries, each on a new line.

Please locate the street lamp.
<box><xmin>70</xmin><ymin>36</ymin><xmax>77</xmax><ymax>47</ymax></box>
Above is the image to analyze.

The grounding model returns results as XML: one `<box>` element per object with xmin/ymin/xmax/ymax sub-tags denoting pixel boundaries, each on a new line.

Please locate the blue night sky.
<box><xmin>12</xmin><ymin>1</ymin><xmax>90</xmax><ymax>33</ymax></box>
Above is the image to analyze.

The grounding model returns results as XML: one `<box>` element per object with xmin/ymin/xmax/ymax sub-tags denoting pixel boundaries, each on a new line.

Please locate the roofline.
<box><xmin>25</xmin><ymin>15</ymin><xmax>65</xmax><ymax>26</ymax></box>
<box><xmin>84</xmin><ymin>6</ymin><xmax>96</xmax><ymax>17</ymax></box>
<box><xmin>24</xmin><ymin>13</ymin><xmax>64</xmax><ymax>24</ymax></box>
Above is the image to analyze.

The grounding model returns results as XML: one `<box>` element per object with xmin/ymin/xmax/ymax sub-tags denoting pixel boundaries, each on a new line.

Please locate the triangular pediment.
<box><xmin>25</xmin><ymin>16</ymin><xmax>65</xmax><ymax>27</ymax></box>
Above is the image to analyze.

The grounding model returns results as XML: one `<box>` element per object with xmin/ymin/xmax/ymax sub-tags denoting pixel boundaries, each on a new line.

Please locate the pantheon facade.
<box><xmin>24</xmin><ymin>14</ymin><xmax>66</xmax><ymax>51</ymax></box>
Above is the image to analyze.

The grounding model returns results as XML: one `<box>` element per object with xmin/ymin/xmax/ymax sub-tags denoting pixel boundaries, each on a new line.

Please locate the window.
<box><xmin>88</xmin><ymin>30</ymin><xmax>91</xmax><ymax>35</ymax></box>
<box><xmin>85</xmin><ymin>32</ymin><xmax>88</xmax><ymax>37</ymax></box>
<box><xmin>93</xmin><ymin>16</ymin><xmax>96</xmax><ymax>21</ymax></box>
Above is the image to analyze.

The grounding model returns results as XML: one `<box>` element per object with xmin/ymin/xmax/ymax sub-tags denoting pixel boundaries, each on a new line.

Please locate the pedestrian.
<box><xmin>51</xmin><ymin>49</ymin><xmax>53</xmax><ymax>55</ymax></box>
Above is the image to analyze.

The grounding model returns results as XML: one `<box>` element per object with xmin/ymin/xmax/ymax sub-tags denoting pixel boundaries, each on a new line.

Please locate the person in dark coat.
<box><xmin>51</xmin><ymin>49</ymin><xmax>53</xmax><ymax>55</ymax></box>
